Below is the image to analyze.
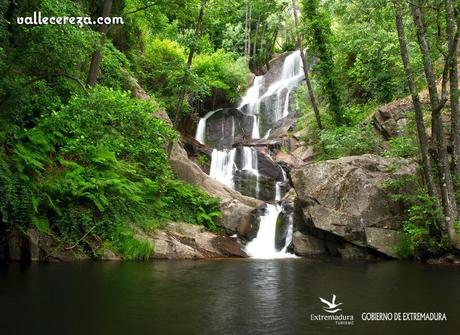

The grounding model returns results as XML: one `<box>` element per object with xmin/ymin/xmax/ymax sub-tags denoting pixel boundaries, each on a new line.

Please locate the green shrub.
<box><xmin>152</xmin><ymin>180</ymin><xmax>221</xmax><ymax>230</ymax></box>
<box><xmin>384</xmin><ymin>176</ymin><xmax>448</xmax><ymax>259</ymax></box>
<box><xmin>5</xmin><ymin>86</ymin><xmax>220</xmax><ymax>259</ymax></box>
<box><xmin>316</xmin><ymin>124</ymin><xmax>380</xmax><ymax>160</ymax></box>
<box><xmin>396</xmin><ymin>194</ymin><xmax>447</xmax><ymax>260</ymax></box>
<box><xmin>196</xmin><ymin>153</ymin><xmax>209</xmax><ymax>168</ymax></box>
<box><xmin>99</xmin><ymin>41</ymin><xmax>133</xmax><ymax>90</ymax></box>
<box><xmin>192</xmin><ymin>50</ymin><xmax>249</xmax><ymax>103</ymax></box>
<box><xmin>384</xmin><ymin>136</ymin><xmax>418</xmax><ymax>158</ymax></box>
<box><xmin>134</xmin><ymin>38</ymin><xmax>187</xmax><ymax>112</ymax></box>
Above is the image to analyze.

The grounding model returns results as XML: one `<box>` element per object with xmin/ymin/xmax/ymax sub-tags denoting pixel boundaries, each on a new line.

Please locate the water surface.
<box><xmin>1</xmin><ymin>259</ymin><xmax>459</xmax><ymax>335</ymax></box>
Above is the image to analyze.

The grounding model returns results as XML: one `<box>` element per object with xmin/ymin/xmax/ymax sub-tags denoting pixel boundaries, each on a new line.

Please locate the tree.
<box><xmin>291</xmin><ymin>0</ymin><xmax>322</xmax><ymax>130</ymax></box>
<box><xmin>173</xmin><ymin>0</ymin><xmax>208</xmax><ymax>126</ymax></box>
<box><xmin>301</xmin><ymin>0</ymin><xmax>344</xmax><ymax>125</ymax></box>
<box><xmin>410</xmin><ymin>1</ymin><xmax>458</xmax><ymax>245</ymax></box>
<box><xmin>392</xmin><ymin>0</ymin><xmax>437</xmax><ymax>204</ymax></box>
<box><xmin>445</xmin><ymin>0</ymin><xmax>460</xmax><ymax>177</ymax></box>
<box><xmin>87</xmin><ymin>0</ymin><xmax>113</xmax><ymax>86</ymax></box>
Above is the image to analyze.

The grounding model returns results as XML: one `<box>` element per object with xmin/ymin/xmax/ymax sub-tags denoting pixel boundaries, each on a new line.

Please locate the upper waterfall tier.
<box><xmin>195</xmin><ymin>51</ymin><xmax>305</xmax><ymax>147</ymax></box>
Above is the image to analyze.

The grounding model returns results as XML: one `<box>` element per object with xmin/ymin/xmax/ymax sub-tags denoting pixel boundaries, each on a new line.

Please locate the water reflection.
<box><xmin>1</xmin><ymin>259</ymin><xmax>460</xmax><ymax>335</ymax></box>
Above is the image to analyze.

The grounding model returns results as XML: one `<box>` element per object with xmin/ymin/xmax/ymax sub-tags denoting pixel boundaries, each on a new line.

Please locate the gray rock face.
<box><xmin>292</xmin><ymin>154</ymin><xmax>416</xmax><ymax>258</ymax></box>
<box><xmin>203</xmin><ymin>108</ymin><xmax>254</xmax><ymax>149</ymax></box>
<box><xmin>292</xmin><ymin>232</ymin><xmax>326</xmax><ymax>256</ymax></box>
<box><xmin>2</xmin><ymin>228</ymin><xmax>90</xmax><ymax>262</ymax></box>
<box><xmin>151</xmin><ymin>222</ymin><xmax>246</xmax><ymax>259</ymax></box>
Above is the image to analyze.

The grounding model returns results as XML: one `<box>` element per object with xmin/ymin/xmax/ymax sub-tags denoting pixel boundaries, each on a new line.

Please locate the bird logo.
<box><xmin>319</xmin><ymin>294</ymin><xmax>343</xmax><ymax>314</ymax></box>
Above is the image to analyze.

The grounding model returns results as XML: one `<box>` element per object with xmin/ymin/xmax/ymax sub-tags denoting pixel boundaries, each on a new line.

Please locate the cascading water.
<box><xmin>209</xmin><ymin>148</ymin><xmax>236</xmax><ymax>188</ymax></box>
<box><xmin>249</xmin><ymin>50</ymin><xmax>304</xmax><ymax>130</ymax></box>
<box><xmin>195</xmin><ymin>110</ymin><xmax>219</xmax><ymax>144</ymax></box>
<box><xmin>241</xmin><ymin>147</ymin><xmax>260</xmax><ymax>197</ymax></box>
<box><xmin>195</xmin><ymin>51</ymin><xmax>305</xmax><ymax>258</ymax></box>
<box><xmin>244</xmin><ymin>204</ymin><xmax>288</xmax><ymax>259</ymax></box>
<box><xmin>239</xmin><ymin>76</ymin><xmax>263</xmax><ymax>139</ymax></box>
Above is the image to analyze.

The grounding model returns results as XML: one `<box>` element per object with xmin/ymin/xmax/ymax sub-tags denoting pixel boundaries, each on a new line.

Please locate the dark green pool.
<box><xmin>1</xmin><ymin>259</ymin><xmax>459</xmax><ymax>335</ymax></box>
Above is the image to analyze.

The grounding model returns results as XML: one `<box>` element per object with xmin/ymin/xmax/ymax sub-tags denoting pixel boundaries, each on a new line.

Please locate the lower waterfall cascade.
<box><xmin>195</xmin><ymin>51</ymin><xmax>305</xmax><ymax>258</ymax></box>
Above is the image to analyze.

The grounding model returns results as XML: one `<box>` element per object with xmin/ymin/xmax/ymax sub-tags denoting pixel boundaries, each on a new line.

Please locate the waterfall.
<box><xmin>196</xmin><ymin>51</ymin><xmax>304</xmax><ymax>143</ymax></box>
<box><xmin>239</xmin><ymin>76</ymin><xmax>264</xmax><ymax>108</ymax></box>
<box><xmin>239</xmin><ymin>76</ymin><xmax>263</xmax><ymax>140</ymax></box>
<box><xmin>209</xmin><ymin>148</ymin><xmax>236</xmax><ymax>188</ymax></box>
<box><xmin>195</xmin><ymin>51</ymin><xmax>305</xmax><ymax>259</ymax></box>
<box><xmin>244</xmin><ymin>204</ymin><xmax>296</xmax><ymax>259</ymax></box>
<box><xmin>241</xmin><ymin>146</ymin><xmax>260</xmax><ymax>197</ymax></box>
<box><xmin>280</xmin><ymin>214</ymin><xmax>294</xmax><ymax>254</ymax></box>
<box><xmin>195</xmin><ymin>110</ymin><xmax>219</xmax><ymax>144</ymax></box>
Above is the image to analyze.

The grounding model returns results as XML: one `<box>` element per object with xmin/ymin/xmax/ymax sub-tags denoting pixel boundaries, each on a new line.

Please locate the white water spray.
<box><xmin>209</xmin><ymin>148</ymin><xmax>236</xmax><ymax>188</ymax></box>
<box><xmin>245</xmin><ymin>204</ymin><xmax>296</xmax><ymax>259</ymax></box>
<box><xmin>195</xmin><ymin>110</ymin><xmax>219</xmax><ymax>144</ymax></box>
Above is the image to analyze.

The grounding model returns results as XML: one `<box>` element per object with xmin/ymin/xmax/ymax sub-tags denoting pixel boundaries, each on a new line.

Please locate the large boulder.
<box><xmin>1</xmin><ymin>228</ymin><xmax>90</xmax><ymax>262</ymax></box>
<box><xmin>291</xmin><ymin>154</ymin><xmax>416</xmax><ymax>258</ymax></box>
<box><xmin>151</xmin><ymin>222</ymin><xmax>246</xmax><ymax>259</ymax></box>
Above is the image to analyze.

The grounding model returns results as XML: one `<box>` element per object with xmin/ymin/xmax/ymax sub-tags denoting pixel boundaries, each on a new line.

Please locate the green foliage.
<box><xmin>192</xmin><ymin>50</ymin><xmax>249</xmax><ymax>103</ymax></box>
<box><xmin>383</xmin><ymin>176</ymin><xmax>448</xmax><ymax>259</ymax></box>
<box><xmin>2</xmin><ymin>87</ymin><xmax>220</xmax><ymax>259</ymax></box>
<box><xmin>397</xmin><ymin>195</ymin><xmax>447</xmax><ymax>260</ymax></box>
<box><xmin>196</xmin><ymin>153</ymin><xmax>209</xmax><ymax>168</ymax></box>
<box><xmin>315</xmin><ymin>125</ymin><xmax>380</xmax><ymax>160</ymax></box>
<box><xmin>152</xmin><ymin>180</ymin><xmax>221</xmax><ymax>230</ymax></box>
<box><xmin>135</xmin><ymin>38</ymin><xmax>187</xmax><ymax>112</ymax></box>
<box><xmin>99</xmin><ymin>41</ymin><xmax>133</xmax><ymax>90</ymax></box>
<box><xmin>328</xmin><ymin>0</ymin><xmax>424</xmax><ymax>103</ymax></box>
<box><xmin>302</xmin><ymin>0</ymin><xmax>344</xmax><ymax>125</ymax></box>
<box><xmin>384</xmin><ymin>136</ymin><xmax>419</xmax><ymax>158</ymax></box>
<box><xmin>135</xmin><ymin>38</ymin><xmax>248</xmax><ymax>118</ymax></box>
<box><xmin>108</xmin><ymin>227</ymin><xmax>153</xmax><ymax>261</ymax></box>
<box><xmin>0</xmin><ymin>0</ymin><xmax>97</xmax><ymax>130</ymax></box>
<box><xmin>197</xmin><ymin>206</ymin><xmax>222</xmax><ymax>232</ymax></box>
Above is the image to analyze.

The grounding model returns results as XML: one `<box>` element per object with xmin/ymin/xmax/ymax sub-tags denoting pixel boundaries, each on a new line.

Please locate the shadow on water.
<box><xmin>1</xmin><ymin>259</ymin><xmax>460</xmax><ymax>335</ymax></box>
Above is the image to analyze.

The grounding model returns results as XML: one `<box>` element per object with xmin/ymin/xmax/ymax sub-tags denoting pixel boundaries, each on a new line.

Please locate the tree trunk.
<box><xmin>248</xmin><ymin>3</ymin><xmax>251</xmax><ymax>61</ymax></box>
<box><xmin>265</xmin><ymin>28</ymin><xmax>278</xmax><ymax>71</ymax></box>
<box><xmin>445</xmin><ymin>0</ymin><xmax>460</xmax><ymax>178</ymax></box>
<box><xmin>87</xmin><ymin>0</ymin><xmax>113</xmax><ymax>86</ymax></box>
<box><xmin>244</xmin><ymin>0</ymin><xmax>249</xmax><ymax>60</ymax></box>
<box><xmin>393</xmin><ymin>0</ymin><xmax>437</xmax><ymax>202</ymax></box>
<box><xmin>411</xmin><ymin>2</ymin><xmax>459</xmax><ymax>244</ymax></box>
<box><xmin>292</xmin><ymin>0</ymin><xmax>322</xmax><ymax>130</ymax></box>
<box><xmin>253</xmin><ymin>16</ymin><xmax>260</xmax><ymax>65</ymax></box>
<box><xmin>173</xmin><ymin>0</ymin><xmax>206</xmax><ymax>126</ymax></box>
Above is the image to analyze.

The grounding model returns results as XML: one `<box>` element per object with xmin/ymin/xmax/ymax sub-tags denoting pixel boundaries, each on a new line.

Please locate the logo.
<box><xmin>319</xmin><ymin>294</ymin><xmax>343</xmax><ymax>313</ymax></box>
<box><xmin>310</xmin><ymin>293</ymin><xmax>354</xmax><ymax>326</ymax></box>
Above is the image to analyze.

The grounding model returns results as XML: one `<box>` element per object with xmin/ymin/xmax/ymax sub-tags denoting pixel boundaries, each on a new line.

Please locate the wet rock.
<box><xmin>151</xmin><ymin>222</ymin><xmax>246</xmax><ymax>259</ymax></box>
<box><xmin>100</xmin><ymin>249</ymin><xmax>122</xmax><ymax>261</ymax></box>
<box><xmin>5</xmin><ymin>229</ymin><xmax>54</xmax><ymax>262</ymax></box>
<box><xmin>334</xmin><ymin>243</ymin><xmax>378</xmax><ymax>260</ymax></box>
<box><xmin>292</xmin><ymin>154</ymin><xmax>417</xmax><ymax>258</ymax></box>
<box><xmin>202</xmin><ymin>108</ymin><xmax>254</xmax><ymax>149</ymax></box>
<box><xmin>212</xmin><ymin>236</ymin><xmax>247</xmax><ymax>257</ymax></box>
<box><xmin>275</xmin><ymin>213</ymin><xmax>290</xmax><ymax>251</ymax></box>
<box><xmin>293</xmin><ymin>232</ymin><xmax>326</xmax><ymax>256</ymax></box>
<box><xmin>38</xmin><ymin>233</ymin><xmax>90</xmax><ymax>262</ymax></box>
<box><xmin>237</xmin><ymin>204</ymin><xmax>266</xmax><ymax>241</ymax></box>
